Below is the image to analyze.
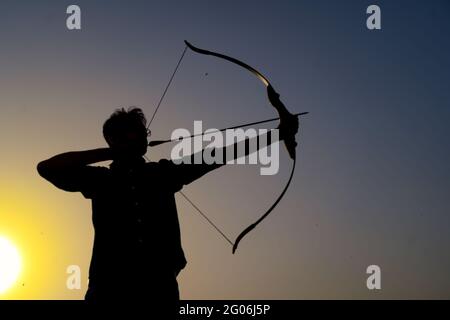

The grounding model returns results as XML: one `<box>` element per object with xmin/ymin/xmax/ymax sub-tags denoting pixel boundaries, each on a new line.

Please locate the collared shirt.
<box><xmin>50</xmin><ymin>157</ymin><xmax>220</xmax><ymax>287</ymax></box>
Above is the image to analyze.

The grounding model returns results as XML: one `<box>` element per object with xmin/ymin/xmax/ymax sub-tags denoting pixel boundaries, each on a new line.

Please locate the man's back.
<box><xmin>80</xmin><ymin>158</ymin><xmax>187</xmax><ymax>290</ymax></box>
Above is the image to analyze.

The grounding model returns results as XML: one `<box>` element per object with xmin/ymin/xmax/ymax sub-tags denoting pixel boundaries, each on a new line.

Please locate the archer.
<box><xmin>37</xmin><ymin>107</ymin><xmax>298</xmax><ymax>311</ymax></box>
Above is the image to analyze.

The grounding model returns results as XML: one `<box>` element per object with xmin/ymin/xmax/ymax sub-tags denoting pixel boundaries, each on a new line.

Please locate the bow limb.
<box><xmin>185</xmin><ymin>40</ymin><xmax>298</xmax><ymax>161</ymax></box>
<box><xmin>185</xmin><ymin>40</ymin><xmax>270</xmax><ymax>86</ymax></box>
<box><xmin>233</xmin><ymin>158</ymin><xmax>296</xmax><ymax>253</ymax></box>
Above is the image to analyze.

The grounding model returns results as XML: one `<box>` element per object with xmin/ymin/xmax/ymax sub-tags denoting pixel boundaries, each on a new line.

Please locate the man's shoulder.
<box><xmin>143</xmin><ymin>159</ymin><xmax>183</xmax><ymax>179</ymax></box>
<box><xmin>145</xmin><ymin>158</ymin><xmax>175</xmax><ymax>168</ymax></box>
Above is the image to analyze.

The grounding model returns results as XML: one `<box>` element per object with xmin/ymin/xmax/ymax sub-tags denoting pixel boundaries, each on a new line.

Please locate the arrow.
<box><xmin>148</xmin><ymin>112</ymin><xmax>308</xmax><ymax>147</ymax></box>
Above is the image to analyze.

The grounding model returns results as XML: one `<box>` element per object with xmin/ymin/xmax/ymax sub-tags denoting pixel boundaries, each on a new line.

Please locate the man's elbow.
<box><xmin>37</xmin><ymin>160</ymin><xmax>52</xmax><ymax>180</ymax></box>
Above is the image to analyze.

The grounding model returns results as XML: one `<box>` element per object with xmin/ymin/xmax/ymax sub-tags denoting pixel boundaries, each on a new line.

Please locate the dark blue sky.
<box><xmin>0</xmin><ymin>0</ymin><xmax>449</xmax><ymax>298</ymax></box>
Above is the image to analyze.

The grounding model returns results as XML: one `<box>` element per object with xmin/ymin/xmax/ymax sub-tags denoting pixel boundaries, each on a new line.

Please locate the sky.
<box><xmin>0</xmin><ymin>0</ymin><xmax>449</xmax><ymax>299</ymax></box>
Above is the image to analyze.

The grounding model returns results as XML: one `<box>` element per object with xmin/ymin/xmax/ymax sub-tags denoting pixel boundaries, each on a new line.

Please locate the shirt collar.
<box><xmin>110</xmin><ymin>156</ymin><xmax>146</xmax><ymax>171</ymax></box>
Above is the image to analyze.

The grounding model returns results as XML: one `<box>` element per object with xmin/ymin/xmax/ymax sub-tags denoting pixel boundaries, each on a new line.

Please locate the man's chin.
<box><xmin>139</xmin><ymin>147</ymin><xmax>148</xmax><ymax>157</ymax></box>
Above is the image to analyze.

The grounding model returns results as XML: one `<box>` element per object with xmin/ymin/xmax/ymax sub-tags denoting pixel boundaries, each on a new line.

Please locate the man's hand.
<box><xmin>278</xmin><ymin>113</ymin><xmax>299</xmax><ymax>159</ymax></box>
<box><xmin>278</xmin><ymin>113</ymin><xmax>299</xmax><ymax>140</ymax></box>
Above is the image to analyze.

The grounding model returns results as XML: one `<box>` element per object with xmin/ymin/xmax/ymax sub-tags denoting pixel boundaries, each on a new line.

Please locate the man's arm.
<box><xmin>182</xmin><ymin>129</ymin><xmax>280</xmax><ymax>164</ymax></box>
<box><xmin>217</xmin><ymin>129</ymin><xmax>279</xmax><ymax>162</ymax></box>
<box><xmin>37</xmin><ymin>148</ymin><xmax>112</xmax><ymax>192</ymax></box>
<box><xmin>168</xmin><ymin>129</ymin><xmax>283</xmax><ymax>188</ymax></box>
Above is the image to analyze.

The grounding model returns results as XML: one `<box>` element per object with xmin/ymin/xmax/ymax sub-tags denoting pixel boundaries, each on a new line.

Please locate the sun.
<box><xmin>0</xmin><ymin>236</ymin><xmax>22</xmax><ymax>294</ymax></box>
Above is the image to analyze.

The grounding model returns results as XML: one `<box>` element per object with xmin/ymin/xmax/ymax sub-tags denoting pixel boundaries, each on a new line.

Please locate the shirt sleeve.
<box><xmin>158</xmin><ymin>159</ymin><xmax>222</xmax><ymax>192</ymax></box>
<box><xmin>44</xmin><ymin>165</ymin><xmax>107</xmax><ymax>199</ymax></box>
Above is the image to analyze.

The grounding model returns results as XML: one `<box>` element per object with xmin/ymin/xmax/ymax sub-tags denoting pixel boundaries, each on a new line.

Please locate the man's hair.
<box><xmin>103</xmin><ymin>107</ymin><xmax>147</xmax><ymax>143</ymax></box>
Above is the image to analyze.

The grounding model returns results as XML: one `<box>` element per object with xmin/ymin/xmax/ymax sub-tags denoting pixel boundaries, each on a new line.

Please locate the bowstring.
<box><xmin>145</xmin><ymin>43</ymin><xmax>233</xmax><ymax>248</ymax></box>
<box><xmin>146</xmin><ymin>45</ymin><xmax>188</xmax><ymax>130</ymax></box>
<box><xmin>179</xmin><ymin>192</ymin><xmax>234</xmax><ymax>246</ymax></box>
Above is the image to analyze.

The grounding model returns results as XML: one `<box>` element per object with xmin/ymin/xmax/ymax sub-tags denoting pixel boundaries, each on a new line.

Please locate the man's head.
<box><xmin>103</xmin><ymin>107</ymin><xmax>149</xmax><ymax>158</ymax></box>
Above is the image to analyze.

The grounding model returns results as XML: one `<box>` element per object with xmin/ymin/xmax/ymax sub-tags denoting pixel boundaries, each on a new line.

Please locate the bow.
<box><xmin>147</xmin><ymin>40</ymin><xmax>306</xmax><ymax>254</ymax></box>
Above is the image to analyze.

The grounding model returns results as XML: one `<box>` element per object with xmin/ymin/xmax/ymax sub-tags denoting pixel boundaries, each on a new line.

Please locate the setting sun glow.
<box><xmin>0</xmin><ymin>236</ymin><xmax>22</xmax><ymax>294</ymax></box>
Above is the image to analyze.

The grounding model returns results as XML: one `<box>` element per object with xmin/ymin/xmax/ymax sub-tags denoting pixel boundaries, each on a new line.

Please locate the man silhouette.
<box><xmin>37</xmin><ymin>107</ymin><xmax>297</xmax><ymax>311</ymax></box>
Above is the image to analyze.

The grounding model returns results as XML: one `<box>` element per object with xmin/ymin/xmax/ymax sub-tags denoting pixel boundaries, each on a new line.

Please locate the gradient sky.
<box><xmin>0</xmin><ymin>0</ymin><xmax>449</xmax><ymax>299</ymax></box>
